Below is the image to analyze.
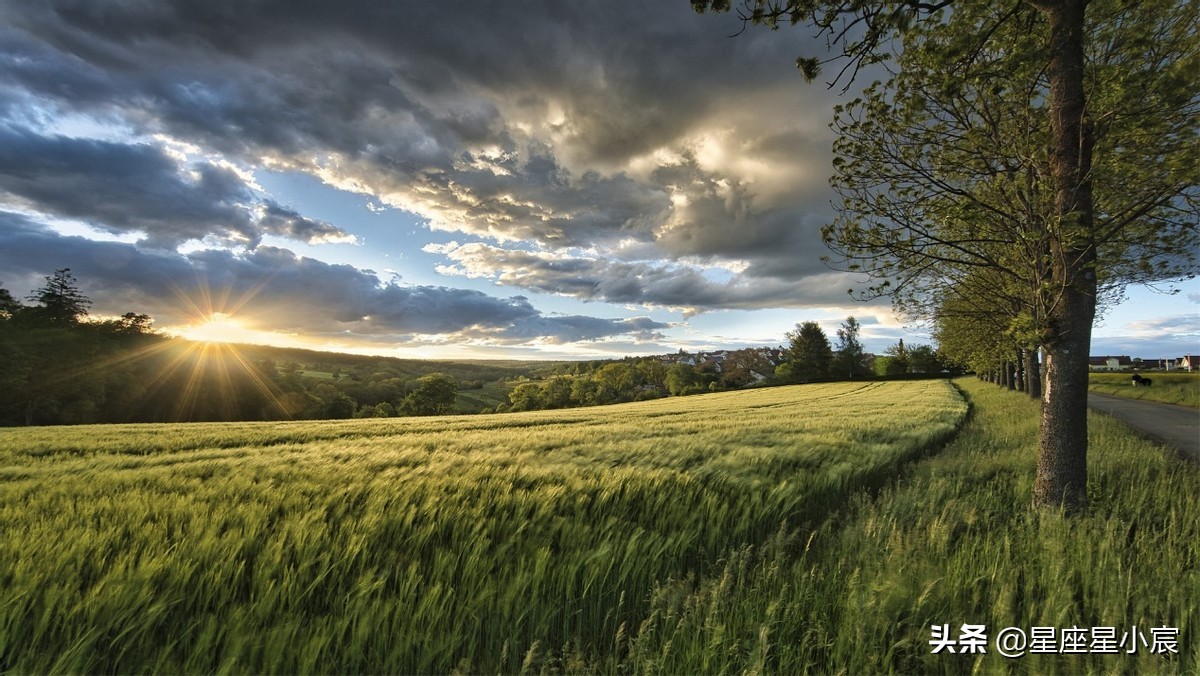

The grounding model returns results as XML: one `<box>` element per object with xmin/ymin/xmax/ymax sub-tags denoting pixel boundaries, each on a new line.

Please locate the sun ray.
<box><xmin>165</xmin><ymin>262</ymin><xmax>285</xmax><ymax>343</ymax></box>
<box><xmin>21</xmin><ymin>263</ymin><xmax>304</xmax><ymax>422</ymax></box>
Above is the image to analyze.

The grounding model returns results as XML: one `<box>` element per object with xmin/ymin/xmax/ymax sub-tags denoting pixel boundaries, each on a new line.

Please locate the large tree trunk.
<box><xmin>1032</xmin><ymin>0</ymin><xmax>1096</xmax><ymax>512</ymax></box>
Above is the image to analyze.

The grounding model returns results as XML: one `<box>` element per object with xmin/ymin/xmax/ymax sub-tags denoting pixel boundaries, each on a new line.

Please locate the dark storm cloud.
<box><xmin>0</xmin><ymin>126</ymin><xmax>352</xmax><ymax>247</ymax></box>
<box><xmin>0</xmin><ymin>214</ymin><xmax>667</xmax><ymax>344</ymax></box>
<box><xmin>0</xmin><ymin>0</ymin><xmax>851</xmax><ymax>312</ymax></box>
<box><xmin>7</xmin><ymin>1</ymin><xmax>729</xmax><ymax>157</ymax></box>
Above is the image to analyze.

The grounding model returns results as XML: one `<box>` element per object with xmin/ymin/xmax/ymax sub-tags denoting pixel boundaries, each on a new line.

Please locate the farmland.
<box><xmin>1089</xmin><ymin>371</ymin><xmax>1200</xmax><ymax>408</ymax></box>
<box><xmin>0</xmin><ymin>380</ymin><xmax>965</xmax><ymax>673</ymax></box>
<box><xmin>2</xmin><ymin>377</ymin><xmax>1196</xmax><ymax>673</ymax></box>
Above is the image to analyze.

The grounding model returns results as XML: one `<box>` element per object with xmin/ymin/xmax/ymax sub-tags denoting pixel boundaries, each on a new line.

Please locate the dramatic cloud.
<box><xmin>1</xmin><ymin>1</ymin><xmax>843</xmax><ymax>301</ymax></box>
<box><xmin>21</xmin><ymin>2</ymin><xmax>1161</xmax><ymax>357</ymax></box>
<box><xmin>0</xmin><ymin>216</ymin><xmax>668</xmax><ymax>345</ymax></box>
<box><xmin>426</xmin><ymin>241</ymin><xmax>864</xmax><ymax>314</ymax></box>
<box><xmin>0</xmin><ymin>126</ymin><xmax>352</xmax><ymax>248</ymax></box>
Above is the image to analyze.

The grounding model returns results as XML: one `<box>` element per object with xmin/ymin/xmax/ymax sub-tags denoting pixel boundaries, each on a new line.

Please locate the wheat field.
<box><xmin>0</xmin><ymin>380</ymin><xmax>966</xmax><ymax>673</ymax></box>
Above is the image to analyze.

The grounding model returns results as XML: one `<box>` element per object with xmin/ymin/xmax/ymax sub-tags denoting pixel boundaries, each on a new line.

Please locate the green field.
<box><xmin>453</xmin><ymin>380</ymin><xmax>513</xmax><ymax>413</ymax></box>
<box><xmin>0</xmin><ymin>381</ymin><xmax>965</xmax><ymax>673</ymax></box>
<box><xmin>1089</xmin><ymin>371</ymin><xmax>1200</xmax><ymax>408</ymax></box>
<box><xmin>1</xmin><ymin>378</ymin><xmax>1196</xmax><ymax>673</ymax></box>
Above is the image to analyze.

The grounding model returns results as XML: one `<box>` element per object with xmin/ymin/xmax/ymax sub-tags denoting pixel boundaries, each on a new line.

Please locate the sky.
<box><xmin>0</xmin><ymin>1</ymin><xmax>1195</xmax><ymax>361</ymax></box>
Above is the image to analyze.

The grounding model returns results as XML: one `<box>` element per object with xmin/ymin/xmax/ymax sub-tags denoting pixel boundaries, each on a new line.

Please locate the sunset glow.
<box><xmin>0</xmin><ymin>2</ymin><xmax>1192</xmax><ymax>360</ymax></box>
<box><xmin>179</xmin><ymin>313</ymin><xmax>263</xmax><ymax>345</ymax></box>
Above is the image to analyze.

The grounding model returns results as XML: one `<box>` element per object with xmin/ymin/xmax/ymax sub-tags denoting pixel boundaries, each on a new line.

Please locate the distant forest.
<box><xmin>1</xmin><ymin>270</ymin><xmax>954</xmax><ymax>426</ymax></box>
<box><xmin>0</xmin><ymin>269</ymin><xmax>556</xmax><ymax>426</ymax></box>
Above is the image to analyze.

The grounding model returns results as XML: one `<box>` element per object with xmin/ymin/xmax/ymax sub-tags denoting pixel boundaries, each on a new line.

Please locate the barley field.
<box><xmin>0</xmin><ymin>380</ymin><xmax>966</xmax><ymax>673</ymax></box>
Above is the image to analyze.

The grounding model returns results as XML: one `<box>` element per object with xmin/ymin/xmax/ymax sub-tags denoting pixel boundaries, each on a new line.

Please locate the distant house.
<box><xmin>1088</xmin><ymin>355</ymin><xmax>1134</xmax><ymax>371</ymax></box>
<box><xmin>1179</xmin><ymin>355</ymin><xmax>1200</xmax><ymax>372</ymax></box>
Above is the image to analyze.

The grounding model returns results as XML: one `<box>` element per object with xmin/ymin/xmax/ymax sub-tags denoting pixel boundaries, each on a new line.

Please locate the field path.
<box><xmin>1088</xmin><ymin>392</ymin><xmax>1199</xmax><ymax>463</ymax></box>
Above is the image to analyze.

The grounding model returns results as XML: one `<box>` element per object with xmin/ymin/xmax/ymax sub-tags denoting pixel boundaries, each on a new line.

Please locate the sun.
<box><xmin>179</xmin><ymin>312</ymin><xmax>256</xmax><ymax>344</ymax></box>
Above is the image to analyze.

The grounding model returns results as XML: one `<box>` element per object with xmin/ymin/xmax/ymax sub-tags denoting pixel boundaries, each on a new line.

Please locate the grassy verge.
<box><xmin>609</xmin><ymin>377</ymin><xmax>1200</xmax><ymax>673</ymax></box>
<box><xmin>1089</xmin><ymin>372</ymin><xmax>1200</xmax><ymax>408</ymax></box>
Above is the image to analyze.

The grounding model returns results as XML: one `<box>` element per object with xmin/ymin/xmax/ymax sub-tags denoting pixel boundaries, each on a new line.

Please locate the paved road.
<box><xmin>1087</xmin><ymin>392</ymin><xmax>1199</xmax><ymax>463</ymax></box>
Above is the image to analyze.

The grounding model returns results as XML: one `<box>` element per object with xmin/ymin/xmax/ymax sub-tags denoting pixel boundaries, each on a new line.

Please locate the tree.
<box><xmin>0</xmin><ymin>285</ymin><xmax>20</xmax><ymax>318</ymax></box>
<box><xmin>570</xmin><ymin>377</ymin><xmax>604</xmax><ymax>406</ymax></box>
<box><xmin>23</xmin><ymin>268</ymin><xmax>91</xmax><ymax>327</ymax></box>
<box><xmin>822</xmin><ymin>0</ymin><xmax>1196</xmax><ymax>508</ymax></box>
<box><xmin>542</xmin><ymin>376</ymin><xmax>575</xmax><ymax>409</ymax></box>
<box><xmin>93</xmin><ymin>312</ymin><xmax>155</xmax><ymax>337</ymax></box>
<box><xmin>665</xmin><ymin>362</ymin><xmax>698</xmax><ymax>395</ymax></box>
<box><xmin>832</xmin><ymin>316</ymin><xmax>867</xmax><ymax>378</ymax></box>
<box><xmin>508</xmin><ymin>382</ymin><xmax>546</xmax><ymax>412</ymax></box>
<box><xmin>635</xmin><ymin>359</ymin><xmax>669</xmax><ymax>394</ymax></box>
<box><xmin>694</xmin><ymin>0</ymin><xmax>1199</xmax><ymax>510</ymax></box>
<box><xmin>400</xmin><ymin>373</ymin><xmax>458</xmax><ymax>416</ymax></box>
<box><xmin>785</xmin><ymin>321</ymin><xmax>833</xmax><ymax>382</ymax></box>
<box><xmin>594</xmin><ymin>362</ymin><xmax>638</xmax><ymax>401</ymax></box>
<box><xmin>907</xmin><ymin>344</ymin><xmax>942</xmax><ymax>374</ymax></box>
<box><xmin>311</xmin><ymin>383</ymin><xmax>356</xmax><ymax>419</ymax></box>
<box><xmin>881</xmin><ymin>339</ymin><xmax>909</xmax><ymax>375</ymax></box>
<box><xmin>720</xmin><ymin>348</ymin><xmax>774</xmax><ymax>388</ymax></box>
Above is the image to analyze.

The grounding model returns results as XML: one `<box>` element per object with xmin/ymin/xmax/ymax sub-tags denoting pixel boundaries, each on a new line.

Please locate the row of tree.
<box><xmin>501</xmin><ymin>350</ymin><xmax>777</xmax><ymax>412</ymax></box>
<box><xmin>779</xmin><ymin>317</ymin><xmax>949</xmax><ymax>382</ymax></box>
<box><xmin>695</xmin><ymin>0</ymin><xmax>1198</xmax><ymax>510</ymax></box>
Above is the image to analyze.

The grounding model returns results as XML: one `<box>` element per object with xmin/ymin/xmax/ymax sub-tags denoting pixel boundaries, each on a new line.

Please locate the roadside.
<box><xmin>1087</xmin><ymin>392</ymin><xmax>1199</xmax><ymax>463</ymax></box>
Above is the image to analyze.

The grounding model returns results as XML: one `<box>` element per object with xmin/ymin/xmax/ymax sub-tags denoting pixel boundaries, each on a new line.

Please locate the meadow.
<box><xmin>1088</xmin><ymin>371</ymin><xmax>1200</xmax><ymax>408</ymax></box>
<box><xmin>0</xmin><ymin>380</ymin><xmax>966</xmax><ymax>673</ymax></box>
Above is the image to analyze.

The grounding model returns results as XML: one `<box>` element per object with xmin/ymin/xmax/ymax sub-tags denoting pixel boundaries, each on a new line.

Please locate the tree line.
<box><xmin>498</xmin><ymin>316</ymin><xmax>956</xmax><ymax>413</ymax></box>
<box><xmin>776</xmin><ymin>317</ymin><xmax>950</xmax><ymax>382</ymax></box>
<box><xmin>2</xmin><ymin>270</ymin><xmax>962</xmax><ymax>425</ymax></box>
<box><xmin>693</xmin><ymin>0</ymin><xmax>1198</xmax><ymax>510</ymax></box>
<box><xmin>0</xmin><ymin>270</ymin><xmax>520</xmax><ymax>425</ymax></box>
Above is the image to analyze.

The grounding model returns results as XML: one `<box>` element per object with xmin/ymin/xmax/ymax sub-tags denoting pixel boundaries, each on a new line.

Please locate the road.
<box><xmin>1087</xmin><ymin>392</ymin><xmax>1199</xmax><ymax>463</ymax></box>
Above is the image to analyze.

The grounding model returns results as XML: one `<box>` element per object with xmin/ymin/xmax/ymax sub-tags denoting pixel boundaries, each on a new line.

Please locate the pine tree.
<box><xmin>26</xmin><ymin>268</ymin><xmax>91</xmax><ymax>327</ymax></box>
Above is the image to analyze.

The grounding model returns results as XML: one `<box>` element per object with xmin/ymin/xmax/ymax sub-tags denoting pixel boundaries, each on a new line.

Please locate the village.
<box><xmin>1089</xmin><ymin>355</ymin><xmax>1200</xmax><ymax>372</ymax></box>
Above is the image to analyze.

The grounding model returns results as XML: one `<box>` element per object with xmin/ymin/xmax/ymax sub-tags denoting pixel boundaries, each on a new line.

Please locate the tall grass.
<box><xmin>0</xmin><ymin>380</ymin><xmax>965</xmax><ymax>673</ymax></box>
<box><xmin>1089</xmin><ymin>371</ymin><xmax>1200</xmax><ymax>408</ymax></box>
<box><xmin>610</xmin><ymin>378</ymin><xmax>1199</xmax><ymax>673</ymax></box>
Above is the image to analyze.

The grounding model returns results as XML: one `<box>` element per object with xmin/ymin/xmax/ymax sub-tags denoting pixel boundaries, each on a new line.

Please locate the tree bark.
<box><xmin>1032</xmin><ymin>0</ymin><xmax>1096</xmax><ymax>512</ymax></box>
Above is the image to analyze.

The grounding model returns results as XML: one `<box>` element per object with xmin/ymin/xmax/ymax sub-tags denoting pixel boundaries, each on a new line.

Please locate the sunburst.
<box><xmin>84</xmin><ymin>269</ymin><xmax>305</xmax><ymax>421</ymax></box>
<box><xmin>178</xmin><ymin>312</ymin><xmax>259</xmax><ymax>345</ymax></box>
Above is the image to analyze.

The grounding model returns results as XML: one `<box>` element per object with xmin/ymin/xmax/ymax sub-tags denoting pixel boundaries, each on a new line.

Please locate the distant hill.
<box><xmin>226</xmin><ymin>341</ymin><xmax>571</xmax><ymax>384</ymax></box>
